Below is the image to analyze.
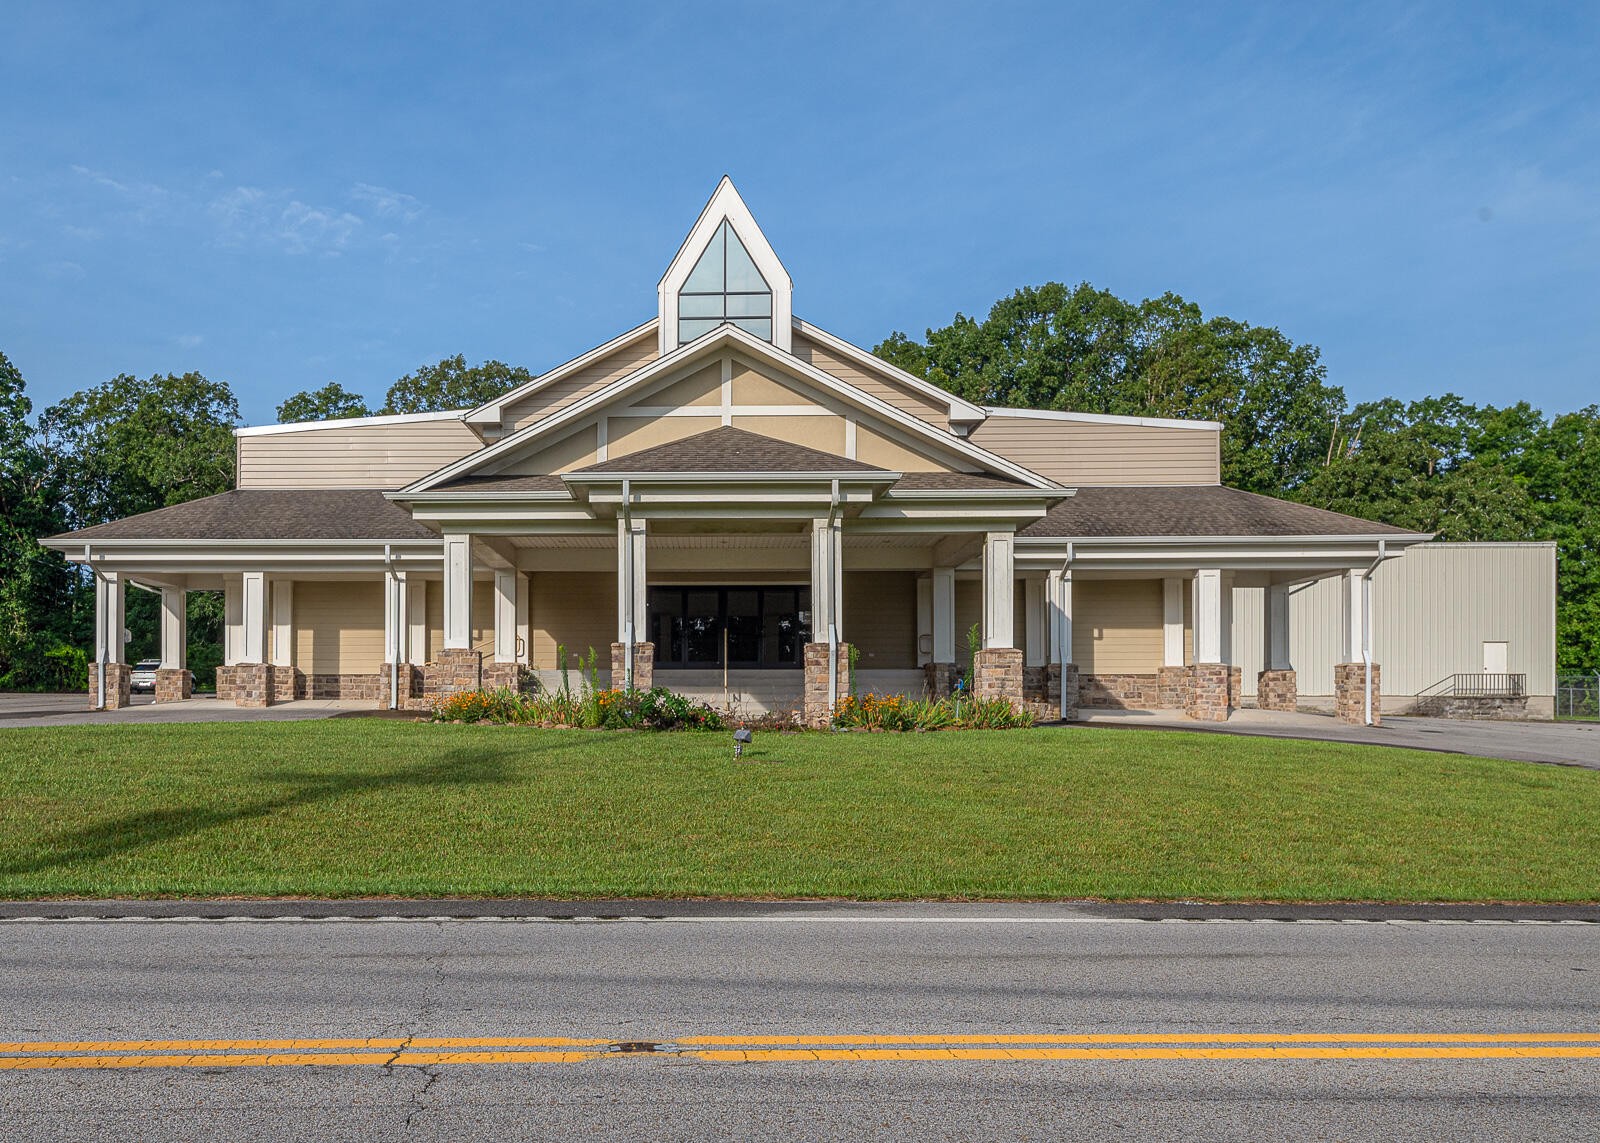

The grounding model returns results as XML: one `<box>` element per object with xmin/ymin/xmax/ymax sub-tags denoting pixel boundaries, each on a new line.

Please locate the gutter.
<box><xmin>1057</xmin><ymin>541</ymin><xmax>1075</xmax><ymax>721</ymax></box>
<box><xmin>621</xmin><ymin>478</ymin><xmax>633</xmax><ymax>689</ymax></box>
<box><xmin>384</xmin><ymin>544</ymin><xmax>399</xmax><ymax>711</ymax></box>
<box><xmin>1361</xmin><ymin>539</ymin><xmax>1387</xmax><ymax>727</ymax></box>
<box><xmin>826</xmin><ymin>478</ymin><xmax>841</xmax><ymax>719</ymax></box>
<box><xmin>87</xmin><ymin>544</ymin><xmax>104</xmax><ymax>710</ymax></box>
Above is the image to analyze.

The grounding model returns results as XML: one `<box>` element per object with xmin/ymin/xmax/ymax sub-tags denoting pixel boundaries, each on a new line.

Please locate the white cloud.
<box><xmin>350</xmin><ymin>182</ymin><xmax>424</xmax><ymax>222</ymax></box>
<box><xmin>176</xmin><ymin>333</ymin><xmax>204</xmax><ymax>349</ymax></box>
<box><xmin>209</xmin><ymin>186</ymin><xmax>361</xmax><ymax>255</ymax></box>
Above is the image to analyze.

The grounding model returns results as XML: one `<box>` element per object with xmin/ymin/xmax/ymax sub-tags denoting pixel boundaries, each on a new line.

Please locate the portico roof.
<box><xmin>1017</xmin><ymin>486</ymin><xmax>1428</xmax><ymax>540</ymax></box>
<box><xmin>567</xmin><ymin>425</ymin><xmax>890</xmax><ymax>477</ymax></box>
<box><xmin>42</xmin><ymin>490</ymin><xmax>438</xmax><ymax>545</ymax></box>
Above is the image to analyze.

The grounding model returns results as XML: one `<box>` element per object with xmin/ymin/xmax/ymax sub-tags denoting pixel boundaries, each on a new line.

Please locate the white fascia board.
<box><xmin>461</xmin><ymin>319</ymin><xmax>659</xmax><ymax>425</ymax></box>
<box><xmin>1013</xmin><ymin>532</ymin><xmax>1431</xmax><ymax>547</ymax></box>
<box><xmin>561</xmin><ymin>471</ymin><xmax>900</xmax><ymax>485</ymax></box>
<box><xmin>658</xmin><ymin>177</ymin><xmax>792</xmax><ymax>355</ymax></box>
<box><xmin>980</xmin><ymin>406</ymin><xmax>1225</xmax><ymax>432</ymax></box>
<box><xmin>403</xmin><ymin>323</ymin><xmax>1056</xmax><ymax>494</ymax></box>
<box><xmin>234</xmin><ymin>409</ymin><xmax>467</xmax><ymax>437</ymax></box>
<box><xmin>46</xmin><ymin>537</ymin><xmax>444</xmax><ymax>553</ymax></box>
<box><xmin>389</xmin><ymin>490</ymin><xmax>576</xmax><ymax>502</ymax></box>
<box><xmin>793</xmin><ymin>317</ymin><xmax>987</xmax><ymax>424</ymax></box>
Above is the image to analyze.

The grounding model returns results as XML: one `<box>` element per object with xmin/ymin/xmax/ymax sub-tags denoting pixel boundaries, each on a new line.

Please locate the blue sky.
<box><xmin>3</xmin><ymin>1</ymin><xmax>1596</xmax><ymax>426</ymax></box>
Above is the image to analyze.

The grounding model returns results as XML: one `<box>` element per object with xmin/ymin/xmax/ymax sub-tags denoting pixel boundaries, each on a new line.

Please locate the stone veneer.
<box><xmin>153</xmin><ymin>668</ymin><xmax>192</xmax><ymax>703</ymax></box>
<box><xmin>217</xmin><ymin>663</ymin><xmax>273</xmax><ymax>708</ymax></box>
<box><xmin>1257</xmin><ymin>668</ymin><xmax>1298</xmax><ymax>712</ymax></box>
<box><xmin>803</xmin><ymin>641</ymin><xmax>851</xmax><ymax>727</ymax></box>
<box><xmin>1078</xmin><ymin>673</ymin><xmax>1161</xmax><ymax>710</ymax></box>
<box><xmin>609</xmin><ymin>642</ymin><xmax>656</xmax><ymax>692</ymax></box>
<box><xmin>1334</xmin><ymin>662</ymin><xmax>1381</xmax><ymax>726</ymax></box>
<box><xmin>87</xmin><ymin>662</ymin><xmax>132</xmax><ymax>710</ymax></box>
<box><xmin>426</xmin><ymin>648</ymin><xmax>483</xmax><ymax>700</ymax></box>
<box><xmin>1411</xmin><ymin>693</ymin><xmax>1527</xmax><ymax>720</ymax></box>
<box><xmin>1157</xmin><ymin>666</ymin><xmax>1189</xmax><ymax>709</ymax></box>
<box><xmin>972</xmin><ymin>647</ymin><xmax>1024</xmax><ymax>706</ymax></box>
<box><xmin>1185</xmin><ymin>662</ymin><xmax>1233</xmax><ymax>722</ymax></box>
<box><xmin>481</xmin><ymin>662</ymin><xmax>521</xmax><ymax>692</ymax></box>
<box><xmin>923</xmin><ymin>661</ymin><xmax>956</xmax><ymax>699</ymax></box>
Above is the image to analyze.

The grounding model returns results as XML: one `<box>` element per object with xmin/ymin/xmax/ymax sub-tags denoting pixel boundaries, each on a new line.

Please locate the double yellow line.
<box><xmin>3</xmin><ymin>1032</ymin><xmax>1599</xmax><ymax>1071</ymax></box>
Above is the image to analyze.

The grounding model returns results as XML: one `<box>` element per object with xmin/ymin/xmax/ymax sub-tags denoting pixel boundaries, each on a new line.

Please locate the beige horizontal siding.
<box><xmin>420</xmin><ymin>578</ymin><xmax>497</xmax><ymax>662</ymax></box>
<box><xmin>791</xmin><ymin>330</ymin><xmax>952</xmax><ymax>427</ymax></box>
<box><xmin>237</xmin><ymin>420</ymin><xmax>485</xmax><ymax>490</ymax></box>
<box><xmin>844</xmin><ymin>571</ymin><xmax>917</xmax><ymax>669</ymax></box>
<box><xmin>969</xmin><ymin>416</ymin><xmax>1220</xmax><ymax>485</ymax></box>
<box><xmin>1072</xmin><ymin>580</ymin><xmax>1163</xmax><ymax>673</ymax></box>
<box><xmin>293</xmin><ymin>581</ymin><xmax>384</xmax><ymax>675</ymax></box>
<box><xmin>530</xmin><ymin>570</ymin><xmax>616</xmax><ymax>671</ymax></box>
<box><xmin>503</xmin><ymin>333</ymin><xmax>659</xmax><ymax>431</ymax></box>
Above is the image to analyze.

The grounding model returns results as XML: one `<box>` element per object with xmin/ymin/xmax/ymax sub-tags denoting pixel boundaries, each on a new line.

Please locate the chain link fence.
<box><xmin>1557</xmin><ymin>672</ymin><xmax>1600</xmax><ymax>720</ymax></box>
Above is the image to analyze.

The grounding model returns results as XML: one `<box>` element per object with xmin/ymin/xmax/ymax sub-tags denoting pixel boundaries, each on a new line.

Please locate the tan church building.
<box><xmin>46</xmin><ymin>178</ymin><xmax>1438</xmax><ymax>726</ymax></box>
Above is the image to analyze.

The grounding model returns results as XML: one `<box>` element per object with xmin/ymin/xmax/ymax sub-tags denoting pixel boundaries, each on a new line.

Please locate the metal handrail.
<box><xmin>1417</xmin><ymin>673</ymin><xmax>1527</xmax><ymax>700</ymax></box>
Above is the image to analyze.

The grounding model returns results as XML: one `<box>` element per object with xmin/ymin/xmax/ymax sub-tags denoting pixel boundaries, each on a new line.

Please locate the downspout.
<box><xmin>1362</xmin><ymin>539</ymin><xmax>1387</xmax><ymax>727</ymax></box>
<box><xmin>621</xmin><ymin>478</ymin><xmax>634</xmax><ymax>689</ymax></box>
<box><xmin>826</xmin><ymin>478</ymin><xmax>841</xmax><ymax>719</ymax></box>
<box><xmin>87</xmin><ymin>544</ymin><xmax>104</xmax><ymax>710</ymax></box>
<box><xmin>1057</xmin><ymin>542</ymin><xmax>1075</xmax><ymax>721</ymax></box>
<box><xmin>384</xmin><ymin>544</ymin><xmax>398</xmax><ymax>711</ymax></box>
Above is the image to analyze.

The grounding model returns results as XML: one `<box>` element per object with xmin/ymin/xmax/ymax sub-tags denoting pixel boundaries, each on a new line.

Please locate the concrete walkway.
<box><xmin>0</xmin><ymin>692</ymin><xmax>377</xmax><ymax>729</ymax></box>
<box><xmin>1072</xmin><ymin>706</ymin><xmax>1600</xmax><ymax>768</ymax></box>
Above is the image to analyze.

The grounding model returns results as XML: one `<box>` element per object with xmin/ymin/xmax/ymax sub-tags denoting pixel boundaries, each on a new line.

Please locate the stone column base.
<box><xmin>923</xmin><ymin>661</ymin><xmax>956</xmax><ymax>699</ymax></box>
<box><xmin>269</xmin><ymin>666</ymin><xmax>302</xmax><ymax>704</ymax></box>
<box><xmin>481</xmin><ymin>662</ymin><xmax>520</xmax><ymax>692</ymax></box>
<box><xmin>609</xmin><ymin>642</ymin><xmax>656</xmax><ymax>691</ymax></box>
<box><xmin>1334</xmin><ymin>662</ymin><xmax>1381</xmax><ymax>725</ymax></box>
<box><xmin>377</xmin><ymin>663</ymin><xmax>422</xmax><ymax>709</ymax></box>
<box><xmin>427</xmin><ymin>649</ymin><xmax>483</xmax><ymax>700</ymax></box>
<box><xmin>154</xmin><ymin>668</ymin><xmax>193</xmax><ymax>703</ymax></box>
<box><xmin>1044</xmin><ymin>662</ymin><xmax>1079</xmax><ymax>720</ymax></box>
<box><xmin>973</xmin><ymin>647</ymin><xmax>1024</xmax><ymax>706</ymax></box>
<box><xmin>1257</xmin><ymin>668</ymin><xmax>1298</xmax><ymax>712</ymax></box>
<box><xmin>1022</xmin><ymin>664</ymin><xmax>1050</xmax><ymax>706</ymax></box>
<box><xmin>803</xmin><ymin>641</ymin><xmax>850</xmax><ymax>727</ymax></box>
<box><xmin>217</xmin><ymin>663</ymin><xmax>273</xmax><ymax>708</ymax></box>
<box><xmin>88</xmin><ymin>662</ymin><xmax>132</xmax><ymax>710</ymax></box>
<box><xmin>1186</xmin><ymin>662</ymin><xmax>1232</xmax><ymax>722</ymax></box>
<box><xmin>1157</xmin><ymin>665</ymin><xmax>1190</xmax><ymax>709</ymax></box>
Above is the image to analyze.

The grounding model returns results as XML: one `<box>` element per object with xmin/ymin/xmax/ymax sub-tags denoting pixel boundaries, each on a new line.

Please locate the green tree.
<box><xmin>381</xmin><ymin>355</ymin><xmax>532</xmax><ymax>414</ymax></box>
<box><xmin>277</xmin><ymin>382</ymin><xmax>371</xmax><ymax>423</ymax></box>
<box><xmin>39</xmin><ymin>371</ymin><xmax>239</xmax><ymax>527</ymax></box>
<box><xmin>875</xmin><ymin>282</ymin><xmax>1345</xmax><ymax>494</ymax></box>
<box><xmin>0</xmin><ymin>352</ymin><xmax>82</xmax><ymax>689</ymax></box>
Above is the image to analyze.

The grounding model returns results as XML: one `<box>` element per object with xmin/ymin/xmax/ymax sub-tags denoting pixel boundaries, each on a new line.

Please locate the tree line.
<box><xmin>1</xmin><ymin>282</ymin><xmax>1595</xmax><ymax>690</ymax></box>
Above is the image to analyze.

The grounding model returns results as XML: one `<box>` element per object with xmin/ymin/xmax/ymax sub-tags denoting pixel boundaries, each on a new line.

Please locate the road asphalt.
<box><xmin>3</xmin><ymin>903</ymin><xmax>1597</xmax><ymax>1140</ymax></box>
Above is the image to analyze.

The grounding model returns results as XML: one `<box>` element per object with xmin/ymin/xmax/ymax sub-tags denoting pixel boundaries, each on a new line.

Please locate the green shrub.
<box><xmin>833</xmin><ymin>691</ymin><xmax>1033</xmax><ymax>731</ymax></box>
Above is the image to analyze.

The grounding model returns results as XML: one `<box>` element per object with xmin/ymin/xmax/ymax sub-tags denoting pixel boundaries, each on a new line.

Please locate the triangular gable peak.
<box><xmin>658</xmin><ymin>177</ymin><xmax>793</xmax><ymax>356</ymax></box>
<box><xmin>402</xmin><ymin>324</ymin><xmax>1052</xmax><ymax>494</ymax></box>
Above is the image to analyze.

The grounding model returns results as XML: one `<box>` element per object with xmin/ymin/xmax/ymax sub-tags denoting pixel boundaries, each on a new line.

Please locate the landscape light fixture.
<box><xmin>733</xmin><ymin>728</ymin><xmax>753</xmax><ymax>759</ymax></box>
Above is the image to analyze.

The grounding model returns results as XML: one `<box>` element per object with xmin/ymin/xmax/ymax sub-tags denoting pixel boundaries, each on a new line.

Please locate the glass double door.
<box><xmin>649</xmin><ymin>586</ymin><xmax>811</xmax><ymax>669</ymax></box>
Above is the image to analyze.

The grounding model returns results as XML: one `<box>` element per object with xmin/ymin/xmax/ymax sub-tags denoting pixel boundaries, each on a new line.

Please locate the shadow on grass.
<box><xmin>1</xmin><ymin>749</ymin><xmax>520</xmax><ymax>878</ymax></box>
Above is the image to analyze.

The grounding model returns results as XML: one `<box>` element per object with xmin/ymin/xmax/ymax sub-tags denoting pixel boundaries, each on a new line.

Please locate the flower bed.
<box><xmin>431</xmin><ymin>686</ymin><xmax>724</xmax><ymax>730</ymax></box>
<box><xmin>832</xmin><ymin>692</ymin><xmax>1034</xmax><ymax>731</ymax></box>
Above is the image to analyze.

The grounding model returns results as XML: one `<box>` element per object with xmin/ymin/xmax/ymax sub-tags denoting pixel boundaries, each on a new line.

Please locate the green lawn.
<box><xmin>1</xmin><ymin>721</ymin><xmax>1596</xmax><ymax>901</ymax></box>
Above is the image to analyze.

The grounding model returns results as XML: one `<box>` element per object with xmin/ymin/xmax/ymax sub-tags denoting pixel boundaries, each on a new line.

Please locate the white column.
<box><xmin>616</xmin><ymin>518</ymin><xmax>648</xmax><ymax>643</ymax></box>
<box><xmin>443</xmin><ymin>534</ymin><xmax>473</xmax><ymax>650</ymax></box>
<box><xmin>240</xmin><ymin>571</ymin><xmax>268</xmax><ymax>664</ymax></box>
<box><xmin>493</xmin><ymin>569</ymin><xmax>518</xmax><ymax>663</ymax></box>
<box><xmin>515</xmin><ymin>572</ymin><xmax>531</xmax><ymax>665</ymax></box>
<box><xmin>981</xmin><ymin>531</ymin><xmax>1015</xmax><ymax>649</ymax></box>
<box><xmin>1023</xmin><ymin>576</ymin><xmax>1046</xmax><ymax>667</ymax></box>
<box><xmin>223</xmin><ymin>576</ymin><xmax>242</xmax><ymax>665</ymax></box>
<box><xmin>270</xmin><ymin>580</ymin><xmax>293</xmax><ymax>667</ymax></box>
<box><xmin>385</xmin><ymin>570</ymin><xmax>410</xmax><ymax>665</ymax></box>
<box><xmin>1046</xmin><ymin>567</ymin><xmax>1073</xmax><ymax>664</ymax></box>
<box><xmin>407</xmin><ymin>579</ymin><xmax>428</xmax><ymax>663</ymax></box>
<box><xmin>95</xmin><ymin>571</ymin><xmax>125</xmax><ymax>666</ymax></box>
<box><xmin>931</xmin><ymin>566</ymin><xmax>956</xmax><ymax>663</ymax></box>
<box><xmin>810</xmin><ymin>517</ymin><xmax>842</xmax><ymax>640</ymax></box>
<box><xmin>1338</xmin><ymin>569</ymin><xmax>1363</xmax><ymax>663</ymax></box>
<box><xmin>915</xmin><ymin>577</ymin><xmax>932</xmax><ymax>666</ymax></box>
<box><xmin>1194</xmin><ymin>568</ymin><xmax>1224</xmax><ymax>664</ymax></box>
<box><xmin>1162</xmin><ymin>577</ymin><xmax>1185</xmax><ymax>667</ymax></box>
<box><xmin>1266</xmin><ymin>583</ymin><xmax>1292</xmax><ymax>670</ymax></box>
<box><xmin>159</xmin><ymin>586</ymin><xmax>186</xmax><ymax>670</ymax></box>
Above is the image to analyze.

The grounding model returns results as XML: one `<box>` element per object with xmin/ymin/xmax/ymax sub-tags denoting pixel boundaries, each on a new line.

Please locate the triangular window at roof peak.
<box><xmin>678</xmin><ymin>220</ymin><xmax>773</xmax><ymax>345</ymax></box>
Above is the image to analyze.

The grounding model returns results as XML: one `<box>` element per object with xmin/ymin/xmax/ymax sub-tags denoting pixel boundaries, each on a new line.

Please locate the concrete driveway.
<box><xmin>1073</xmin><ymin>707</ymin><xmax>1600</xmax><ymax>768</ymax></box>
<box><xmin>0</xmin><ymin>692</ymin><xmax>380</xmax><ymax>729</ymax></box>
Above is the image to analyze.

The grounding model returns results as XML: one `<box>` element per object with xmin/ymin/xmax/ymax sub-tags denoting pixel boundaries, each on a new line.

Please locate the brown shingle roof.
<box><xmin>569</xmin><ymin>426</ymin><xmax>890</xmax><ymax>476</ymax></box>
<box><xmin>425</xmin><ymin>474</ymin><xmax>569</xmax><ymax>494</ymax></box>
<box><xmin>889</xmin><ymin>471</ymin><xmax>1033</xmax><ymax>492</ymax></box>
<box><xmin>1018</xmin><ymin>486</ymin><xmax>1422</xmax><ymax>538</ymax></box>
<box><xmin>47</xmin><ymin>490</ymin><xmax>438</xmax><ymax>542</ymax></box>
